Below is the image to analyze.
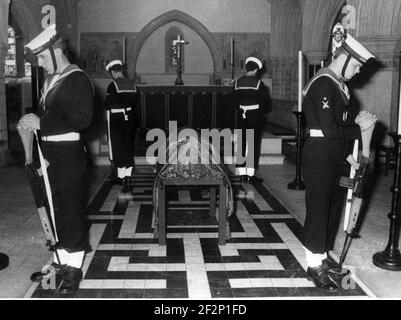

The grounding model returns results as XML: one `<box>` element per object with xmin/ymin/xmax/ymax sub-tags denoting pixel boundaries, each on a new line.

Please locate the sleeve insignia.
<box><xmin>322</xmin><ymin>97</ymin><xmax>330</xmax><ymax>110</ymax></box>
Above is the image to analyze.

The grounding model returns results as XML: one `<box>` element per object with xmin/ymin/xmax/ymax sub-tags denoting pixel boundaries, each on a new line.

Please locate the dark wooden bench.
<box><xmin>155</xmin><ymin>176</ymin><xmax>228</xmax><ymax>246</ymax></box>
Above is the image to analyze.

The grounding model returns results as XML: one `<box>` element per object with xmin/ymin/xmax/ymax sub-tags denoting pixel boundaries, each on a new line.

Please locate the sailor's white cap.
<box><xmin>25</xmin><ymin>24</ymin><xmax>60</xmax><ymax>55</ymax></box>
<box><xmin>105</xmin><ymin>60</ymin><xmax>123</xmax><ymax>72</ymax></box>
<box><xmin>342</xmin><ymin>34</ymin><xmax>375</xmax><ymax>64</ymax></box>
<box><xmin>245</xmin><ymin>57</ymin><xmax>263</xmax><ymax>70</ymax></box>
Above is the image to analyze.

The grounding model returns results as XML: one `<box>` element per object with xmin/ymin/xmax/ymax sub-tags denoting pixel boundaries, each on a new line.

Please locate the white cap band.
<box><xmin>245</xmin><ymin>57</ymin><xmax>263</xmax><ymax>70</ymax></box>
<box><xmin>106</xmin><ymin>60</ymin><xmax>123</xmax><ymax>72</ymax></box>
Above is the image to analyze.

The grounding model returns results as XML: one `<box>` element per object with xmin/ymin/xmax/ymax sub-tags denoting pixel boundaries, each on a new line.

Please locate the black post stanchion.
<box><xmin>288</xmin><ymin>111</ymin><xmax>305</xmax><ymax>190</ymax></box>
<box><xmin>373</xmin><ymin>132</ymin><xmax>401</xmax><ymax>271</ymax></box>
<box><xmin>0</xmin><ymin>252</ymin><xmax>9</xmax><ymax>271</ymax></box>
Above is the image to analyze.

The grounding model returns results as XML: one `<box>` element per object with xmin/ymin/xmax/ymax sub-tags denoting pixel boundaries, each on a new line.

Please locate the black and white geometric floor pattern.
<box><xmin>29</xmin><ymin>166</ymin><xmax>370</xmax><ymax>299</ymax></box>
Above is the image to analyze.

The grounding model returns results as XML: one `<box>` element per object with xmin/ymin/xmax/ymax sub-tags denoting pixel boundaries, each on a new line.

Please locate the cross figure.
<box><xmin>172</xmin><ymin>34</ymin><xmax>189</xmax><ymax>85</ymax></box>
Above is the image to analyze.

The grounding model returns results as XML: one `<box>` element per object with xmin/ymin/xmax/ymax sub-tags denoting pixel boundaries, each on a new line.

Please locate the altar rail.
<box><xmin>135</xmin><ymin>86</ymin><xmax>237</xmax><ymax>129</ymax></box>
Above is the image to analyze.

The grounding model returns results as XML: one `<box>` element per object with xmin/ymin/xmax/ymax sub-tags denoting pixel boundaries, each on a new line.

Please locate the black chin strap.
<box><xmin>49</xmin><ymin>46</ymin><xmax>58</xmax><ymax>73</ymax></box>
<box><xmin>341</xmin><ymin>54</ymin><xmax>352</xmax><ymax>78</ymax></box>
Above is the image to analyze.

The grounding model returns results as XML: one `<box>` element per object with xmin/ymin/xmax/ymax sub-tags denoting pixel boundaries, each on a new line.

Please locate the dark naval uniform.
<box><xmin>233</xmin><ymin>75</ymin><xmax>271</xmax><ymax>176</ymax></box>
<box><xmin>38</xmin><ymin>64</ymin><xmax>93</xmax><ymax>252</ymax></box>
<box><xmin>104</xmin><ymin>78</ymin><xmax>137</xmax><ymax>171</ymax></box>
<box><xmin>301</xmin><ymin>68</ymin><xmax>361</xmax><ymax>254</ymax></box>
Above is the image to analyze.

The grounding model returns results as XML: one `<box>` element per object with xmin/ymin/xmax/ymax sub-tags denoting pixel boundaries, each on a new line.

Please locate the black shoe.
<box><xmin>307</xmin><ymin>266</ymin><xmax>338</xmax><ymax>290</ymax></box>
<box><xmin>58</xmin><ymin>266</ymin><xmax>83</xmax><ymax>295</ymax></box>
<box><xmin>249</xmin><ymin>176</ymin><xmax>264</xmax><ymax>184</ymax></box>
<box><xmin>323</xmin><ymin>257</ymin><xmax>350</xmax><ymax>277</ymax></box>
<box><xmin>322</xmin><ymin>256</ymin><xmax>338</xmax><ymax>270</ymax></box>
<box><xmin>121</xmin><ymin>177</ymin><xmax>131</xmax><ymax>194</ymax></box>
<box><xmin>30</xmin><ymin>262</ymin><xmax>64</xmax><ymax>283</ymax></box>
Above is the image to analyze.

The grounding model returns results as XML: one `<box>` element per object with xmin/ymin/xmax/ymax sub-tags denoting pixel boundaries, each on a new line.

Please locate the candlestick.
<box><xmin>398</xmin><ymin>66</ymin><xmax>401</xmax><ymax>134</ymax></box>
<box><xmin>373</xmin><ymin>133</ymin><xmax>401</xmax><ymax>270</ymax></box>
<box><xmin>288</xmin><ymin>111</ymin><xmax>305</xmax><ymax>190</ymax></box>
<box><xmin>298</xmin><ymin>51</ymin><xmax>303</xmax><ymax>112</ymax></box>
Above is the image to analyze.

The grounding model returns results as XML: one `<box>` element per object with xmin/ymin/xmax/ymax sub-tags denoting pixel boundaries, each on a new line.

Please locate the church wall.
<box><xmin>78</xmin><ymin>0</ymin><xmax>272</xmax><ymax>93</ymax></box>
<box><xmin>267</xmin><ymin>0</ymin><xmax>302</xmax><ymax>132</ymax></box>
<box><xmin>136</xmin><ymin>22</ymin><xmax>214</xmax><ymax>85</ymax></box>
<box><xmin>346</xmin><ymin>0</ymin><xmax>401</xmax><ymax>143</ymax></box>
<box><xmin>78</xmin><ymin>0</ymin><xmax>271</xmax><ymax>34</ymax></box>
<box><xmin>0</xmin><ymin>0</ymin><xmax>10</xmax><ymax>165</ymax></box>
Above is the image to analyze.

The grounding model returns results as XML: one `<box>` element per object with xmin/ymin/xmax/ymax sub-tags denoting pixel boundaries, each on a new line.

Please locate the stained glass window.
<box><xmin>25</xmin><ymin>62</ymin><xmax>31</xmax><ymax>77</ymax></box>
<box><xmin>5</xmin><ymin>26</ymin><xmax>17</xmax><ymax>77</ymax></box>
<box><xmin>5</xmin><ymin>26</ymin><xmax>31</xmax><ymax>78</ymax></box>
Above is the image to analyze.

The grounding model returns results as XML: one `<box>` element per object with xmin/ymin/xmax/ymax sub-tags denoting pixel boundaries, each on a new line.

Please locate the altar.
<box><xmin>134</xmin><ymin>86</ymin><xmax>235</xmax><ymax>130</ymax></box>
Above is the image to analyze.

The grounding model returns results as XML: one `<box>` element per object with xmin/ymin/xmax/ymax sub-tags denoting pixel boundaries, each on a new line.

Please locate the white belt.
<box><xmin>239</xmin><ymin>104</ymin><xmax>259</xmax><ymax>119</ymax></box>
<box><xmin>110</xmin><ymin>107</ymin><xmax>132</xmax><ymax>114</ymax></box>
<box><xmin>42</xmin><ymin>132</ymin><xmax>80</xmax><ymax>142</ymax></box>
<box><xmin>309</xmin><ymin>129</ymin><xmax>324</xmax><ymax>137</ymax></box>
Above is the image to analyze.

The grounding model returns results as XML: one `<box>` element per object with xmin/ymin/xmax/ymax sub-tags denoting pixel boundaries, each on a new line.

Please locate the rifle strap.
<box><xmin>34</xmin><ymin>131</ymin><xmax>59</xmax><ymax>242</ymax></box>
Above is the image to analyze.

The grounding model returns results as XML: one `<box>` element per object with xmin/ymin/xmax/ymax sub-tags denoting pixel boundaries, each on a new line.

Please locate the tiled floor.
<box><xmin>28</xmin><ymin>166</ymin><xmax>369</xmax><ymax>299</ymax></box>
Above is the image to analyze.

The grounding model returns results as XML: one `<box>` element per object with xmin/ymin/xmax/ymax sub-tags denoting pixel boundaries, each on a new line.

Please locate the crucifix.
<box><xmin>172</xmin><ymin>34</ymin><xmax>189</xmax><ymax>85</ymax></box>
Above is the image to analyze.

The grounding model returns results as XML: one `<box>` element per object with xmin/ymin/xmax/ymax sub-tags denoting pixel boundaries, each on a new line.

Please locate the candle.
<box><xmin>122</xmin><ymin>36</ymin><xmax>126</xmax><ymax>64</ymax></box>
<box><xmin>231</xmin><ymin>38</ymin><xmax>234</xmax><ymax>67</ymax></box>
<box><xmin>298</xmin><ymin>51</ymin><xmax>303</xmax><ymax>112</ymax></box>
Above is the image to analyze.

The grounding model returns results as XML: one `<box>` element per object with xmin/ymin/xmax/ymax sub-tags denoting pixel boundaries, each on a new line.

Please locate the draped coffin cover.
<box><xmin>152</xmin><ymin>132</ymin><xmax>234</xmax><ymax>227</ymax></box>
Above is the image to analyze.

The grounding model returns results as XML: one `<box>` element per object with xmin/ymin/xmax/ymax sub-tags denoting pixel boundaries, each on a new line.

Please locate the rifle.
<box><xmin>335</xmin><ymin>123</ymin><xmax>375</xmax><ymax>272</ymax></box>
<box><xmin>17</xmin><ymin>125</ymin><xmax>61</xmax><ymax>265</ymax></box>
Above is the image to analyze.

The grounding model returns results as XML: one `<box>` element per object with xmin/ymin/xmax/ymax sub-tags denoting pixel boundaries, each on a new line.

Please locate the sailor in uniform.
<box><xmin>19</xmin><ymin>25</ymin><xmax>94</xmax><ymax>294</ymax></box>
<box><xmin>104</xmin><ymin>60</ymin><xmax>137</xmax><ymax>194</ymax></box>
<box><xmin>233</xmin><ymin>57</ymin><xmax>271</xmax><ymax>184</ymax></box>
<box><xmin>301</xmin><ymin>34</ymin><xmax>377</xmax><ymax>289</ymax></box>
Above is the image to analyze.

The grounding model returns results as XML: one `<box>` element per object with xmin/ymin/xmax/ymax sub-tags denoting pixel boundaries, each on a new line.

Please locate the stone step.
<box><xmin>93</xmin><ymin>130</ymin><xmax>284</xmax><ymax>166</ymax></box>
<box><xmin>97</xmin><ymin>131</ymin><xmax>283</xmax><ymax>156</ymax></box>
<box><xmin>260</xmin><ymin>131</ymin><xmax>282</xmax><ymax>154</ymax></box>
<box><xmin>93</xmin><ymin>154</ymin><xmax>284</xmax><ymax>166</ymax></box>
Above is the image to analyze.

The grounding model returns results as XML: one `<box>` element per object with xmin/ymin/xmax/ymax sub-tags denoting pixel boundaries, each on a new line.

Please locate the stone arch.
<box><xmin>302</xmin><ymin>0</ymin><xmax>346</xmax><ymax>64</ymax></box>
<box><xmin>9</xmin><ymin>0</ymin><xmax>40</xmax><ymax>42</ymax></box>
<box><xmin>131</xmin><ymin>10</ymin><xmax>221</xmax><ymax>79</ymax></box>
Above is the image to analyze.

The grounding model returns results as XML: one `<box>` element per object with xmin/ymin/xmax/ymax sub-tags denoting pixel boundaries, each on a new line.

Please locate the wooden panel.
<box><xmin>169</xmin><ymin>91</ymin><xmax>189</xmax><ymax>128</ymax></box>
<box><xmin>216</xmin><ymin>91</ymin><xmax>237</xmax><ymax>129</ymax></box>
<box><xmin>144</xmin><ymin>92</ymin><xmax>166</xmax><ymax>129</ymax></box>
<box><xmin>137</xmin><ymin>86</ymin><xmax>232</xmax><ymax>129</ymax></box>
<box><xmin>192</xmin><ymin>92</ymin><xmax>214</xmax><ymax>129</ymax></box>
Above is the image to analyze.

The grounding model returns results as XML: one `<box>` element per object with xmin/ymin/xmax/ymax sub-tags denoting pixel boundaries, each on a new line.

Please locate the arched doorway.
<box><xmin>130</xmin><ymin>10</ymin><xmax>222</xmax><ymax>83</ymax></box>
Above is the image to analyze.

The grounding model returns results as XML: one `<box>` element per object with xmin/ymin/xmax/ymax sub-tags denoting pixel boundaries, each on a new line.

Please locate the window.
<box><xmin>5</xmin><ymin>26</ymin><xmax>31</xmax><ymax>78</ymax></box>
<box><xmin>5</xmin><ymin>26</ymin><xmax>17</xmax><ymax>77</ymax></box>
